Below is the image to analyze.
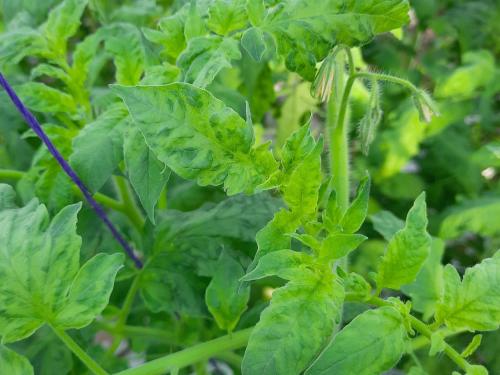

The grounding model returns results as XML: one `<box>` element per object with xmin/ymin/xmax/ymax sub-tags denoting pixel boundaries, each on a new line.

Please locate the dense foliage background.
<box><xmin>0</xmin><ymin>0</ymin><xmax>498</xmax><ymax>374</ymax></box>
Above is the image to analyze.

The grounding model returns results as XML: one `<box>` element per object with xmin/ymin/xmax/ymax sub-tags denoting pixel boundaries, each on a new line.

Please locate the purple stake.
<box><xmin>0</xmin><ymin>73</ymin><xmax>143</xmax><ymax>269</ymax></box>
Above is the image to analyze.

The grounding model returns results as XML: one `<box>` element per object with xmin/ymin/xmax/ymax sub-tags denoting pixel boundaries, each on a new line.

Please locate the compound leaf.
<box><xmin>114</xmin><ymin>83</ymin><xmax>278</xmax><ymax>196</ymax></box>
<box><xmin>306</xmin><ymin>306</ymin><xmax>406</xmax><ymax>375</ymax></box>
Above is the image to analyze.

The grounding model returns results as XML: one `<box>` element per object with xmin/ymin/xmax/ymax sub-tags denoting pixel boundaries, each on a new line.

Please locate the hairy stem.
<box><xmin>354</xmin><ymin>71</ymin><xmax>420</xmax><ymax>96</ymax></box>
<box><xmin>114</xmin><ymin>328</ymin><xmax>253</xmax><ymax>375</ymax></box>
<box><xmin>50</xmin><ymin>326</ymin><xmax>108</xmax><ymax>375</ymax></box>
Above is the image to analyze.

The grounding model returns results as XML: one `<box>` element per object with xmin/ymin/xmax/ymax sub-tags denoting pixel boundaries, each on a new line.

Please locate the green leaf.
<box><xmin>276</xmin><ymin>81</ymin><xmax>317</xmax><ymax>147</ymax></box>
<box><xmin>305</xmin><ymin>306</ymin><xmax>406</xmax><ymax>375</ymax></box>
<box><xmin>0</xmin><ymin>184</ymin><xmax>16</xmax><ymax>210</ymax></box>
<box><xmin>376</xmin><ymin>193</ymin><xmax>432</xmax><ymax>290</ymax></box>
<box><xmin>0</xmin><ymin>345</ymin><xmax>33</xmax><ymax>375</ymax></box>
<box><xmin>461</xmin><ymin>334</ymin><xmax>482</xmax><ymax>358</ymax></box>
<box><xmin>370</xmin><ymin>210</ymin><xmax>404</xmax><ymax>241</ymax></box>
<box><xmin>102</xmin><ymin>23</ymin><xmax>145</xmax><ymax>85</ymax></box>
<box><xmin>344</xmin><ymin>272</ymin><xmax>372</xmax><ymax>301</ymax></box>
<box><xmin>340</xmin><ymin>175</ymin><xmax>370</xmax><ymax>233</ymax></box>
<box><xmin>177</xmin><ymin>36</ymin><xmax>242</xmax><ymax>88</ymax></box>
<box><xmin>436</xmin><ymin>251</ymin><xmax>500</xmax><ymax>331</ymax></box>
<box><xmin>282</xmin><ymin>139</ymin><xmax>323</xmax><ymax>221</ymax></box>
<box><xmin>281</xmin><ymin>123</ymin><xmax>316</xmax><ymax>174</ymax></box>
<box><xmin>43</xmin><ymin>0</ymin><xmax>88</xmax><ymax>55</ymax></box>
<box><xmin>401</xmin><ymin>238</ymin><xmax>444</xmax><ymax>320</ymax></box>
<box><xmin>205</xmin><ymin>250</ymin><xmax>250</xmax><ymax>332</ymax></box>
<box><xmin>208</xmin><ymin>0</ymin><xmax>247</xmax><ymax>36</ymax></box>
<box><xmin>320</xmin><ymin>233</ymin><xmax>367</xmax><ymax>261</ymax></box>
<box><xmin>55</xmin><ymin>253</ymin><xmax>124</xmax><ymax>329</ymax></box>
<box><xmin>184</xmin><ymin>1</ymin><xmax>206</xmax><ymax>40</ymax></box>
<box><xmin>0</xmin><ymin>200</ymin><xmax>123</xmax><ymax>343</ymax></box>
<box><xmin>435</xmin><ymin>50</ymin><xmax>495</xmax><ymax>100</ymax></box>
<box><xmin>0</xmin><ymin>28</ymin><xmax>47</xmax><ymax>68</ymax></box>
<box><xmin>240</xmin><ymin>27</ymin><xmax>270</xmax><ymax>61</ymax></box>
<box><xmin>71</xmin><ymin>32</ymin><xmax>104</xmax><ymax>89</ymax></box>
<box><xmin>439</xmin><ymin>196</ymin><xmax>500</xmax><ymax>239</ymax></box>
<box><xmin>242</xmin><ymin>274</ymin><xmax>344</xmax><ymax>375</ymax></box>
<box><xmin>241</xmin><ymin>249</ymin><xmax>314</xmax><ymax>281</ymax></box>
<box><xmin>246</xmin><ymin>0</ymin><xmax>265</xmax><ymax>26</ymax></box>
<box><xmin>113</xmin><ymin>83</ymin><xmax>278</xmax><ymax>196</ymax></box>
<box><xmin>154</xmin><ymin>9</ymin><xmax>187</xmax><ymax>59</ymax></box>
<box><xmin>124</xmin><ymin>126</ymin><xmax>170</xmax><ymax>224</ymax></box>
<box><xmin>141</xmin><ymin>194</ymin><xmax>279</xmax><ymax>314</ymax></box>
<box><xmin>16</xmin><ymin>82</ymin><xmax>78</xmax><ymax>115</ymax></box>
<box><xmin>70</xmin><ymin>104</ymin><xmax>128</xmax><ymax>192</ymax></box>
<box><xmin>253</xmin><ymin>209</ymin><xmax>300</xmax><ymax>260</ymax></box>
<box><xmin>241</xmin><ymin>0</ymin><xmax>410</xmax><ymax>80</ymax></box>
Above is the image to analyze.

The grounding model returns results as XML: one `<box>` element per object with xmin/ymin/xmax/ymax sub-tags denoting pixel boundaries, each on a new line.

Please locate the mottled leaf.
<box><xmin>0</xmin><ymin>200</ymin><xmax>123</xmax><ymax>343</ymax></box>
<box><xmin>241</xmin><ymin>0</ymin><xmax>410</xmax><ymax>79</ymax></box>
<box><xmin>113</xmin><ymin>83</ymin><xmax>278</xmax><ymax>195</ymax></box>
<box><xmin>177</xmin><ymin>36</ymin><xmax>241</xmax><ymax>88</ymax></box>
<box><xmin>0</xmin><ymin>345</ymin><xmax>33</xmax><ymax>375</ymax></box>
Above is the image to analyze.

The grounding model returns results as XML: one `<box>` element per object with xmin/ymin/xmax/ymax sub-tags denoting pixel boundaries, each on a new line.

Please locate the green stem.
<box><xmin>97</xmin><ymin>323</ymin><xmax>175</xmax><ymax>343</ymax></box>
<box><xmin>114</xmin><ymin>328</ymin><xmax>253</xmax><ymax>375</ymax></box>
<box><xmin>114</xmin><ymin>176</ymin><xmax>144</xmax><ymax>230</ymax></box>
<box><xmin>368</xmin><ymin>297</ymin><xmax>471</xmax><ymax>373</ymax></box>
<box><xmin>50</xmin><ymin>326</ymin><xmax>108</xmax><ymax>375</ymax></box>
<box><xmin>0</xmin><ymin>169</ymin><xmax>24</xmax><ymax>180</ymax></box>
<box><xmin>104</xmin><ymin>273</ymin><xmax>142</xmax><ymax>358</ymax></box>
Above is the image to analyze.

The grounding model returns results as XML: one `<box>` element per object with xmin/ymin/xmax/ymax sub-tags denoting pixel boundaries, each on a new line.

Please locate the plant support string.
<box><xmin>0</xmin><ymin>72</ymin><xmax>143</xmax><ymax>269</ymax></box>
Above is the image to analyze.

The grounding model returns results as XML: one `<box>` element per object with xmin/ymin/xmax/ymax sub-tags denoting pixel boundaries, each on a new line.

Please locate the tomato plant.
<box><xmin>0</xmin><ymin>1</ymin><xmax>498</xmax><ymax>375</ymax></box>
